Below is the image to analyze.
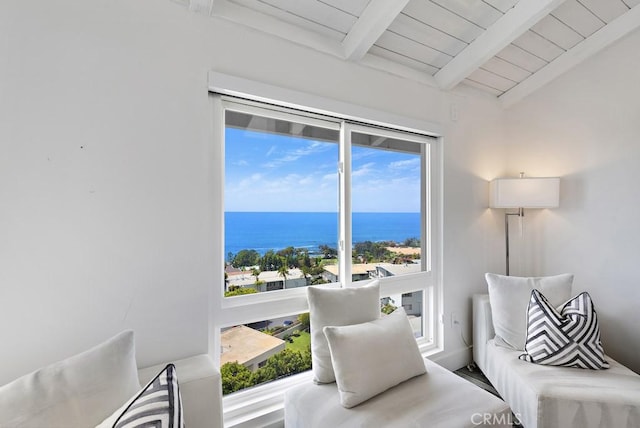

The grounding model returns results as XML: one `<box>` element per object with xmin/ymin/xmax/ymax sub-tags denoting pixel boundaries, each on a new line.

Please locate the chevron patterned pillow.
<box><xmin>104</xmin><ymin>363</ymin><xmax>184</xmax><ymax>428</ymax></box>
<box><xmin>519</xmin><ymin>290</ymin><xmax>609</xmax><ymax>370</ymax></box>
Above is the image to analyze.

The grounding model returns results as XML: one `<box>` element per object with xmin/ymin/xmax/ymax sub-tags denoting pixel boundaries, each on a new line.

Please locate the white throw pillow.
<box><xmin>96</xmin><ymin>363</ymin><xmax>184</xmax><ymax>428</ymax></box>
<box><xmin>486</xmin><ymin>273</ymin><xmax>573</xmax><ymax>350</ymax></box>
<box><xmin>307</xmin><ymin>281</ymin><xmax>380</xmax><ymax>384</ymax></box>
<box><xmin>0</xmin><ymin>330</ymin><xmax>140</xmax><ymax>428</ymax></box>
<box><xmin>323</xmin><ymin>307</ymin><xmax>427</xmax><ymax>408</ymax></box>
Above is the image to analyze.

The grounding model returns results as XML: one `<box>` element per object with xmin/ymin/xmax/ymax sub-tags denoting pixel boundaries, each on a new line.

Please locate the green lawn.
<box><xmin>286</xmin><ymin>330</ymin><xmax>311</xmax><ymax>353</ymax></box>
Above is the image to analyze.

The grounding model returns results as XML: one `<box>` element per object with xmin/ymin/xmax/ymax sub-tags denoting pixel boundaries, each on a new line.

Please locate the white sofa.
<box><xmin>0</xmin><ymin>331</ymin><xmax>222</xmax><ymax>428</ymax></box>
<box><xmin>473</xmin><ymin>294</ymin><xmax>640</xmax><ymax>428</ymax></box>
<box><xmin>138</xmin><ymin>354</ymin><xmax>223</xmax><ymax>428</ymax></box>
<box><xmin>284</xmin><ymin>281</ymin><xmax>513</xmax><ymax>428</ymax></box>
<box><xmin>285</xmin><ymin>357</ymin><xmax>513</xmax><ymax>428</ymax></box>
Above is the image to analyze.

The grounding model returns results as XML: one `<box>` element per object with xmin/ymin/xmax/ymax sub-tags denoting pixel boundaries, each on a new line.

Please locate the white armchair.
<box><xmin>474</xmin><ymin>293</ymin><xmax>640</xmax><ymax>428</ymax></box>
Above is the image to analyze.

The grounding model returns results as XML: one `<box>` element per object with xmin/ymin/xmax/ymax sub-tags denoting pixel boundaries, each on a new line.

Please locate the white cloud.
<box><xmin>389</xmin><ymin>158</ymin><xmax>420</xmax><ymax>170</ymax></box>
<box><xmin>352</xmin><ymin>162</ymin><xmax>375</xmax><ymax>177</ymax></box>
<box><xmin>267</xmin><ymin>141</ymin><xmax>334</xmax><ymax>166</ymax></box>
<box><xmin>227</xmin><ymin>171</ymin><xmax>338</xmax><ymax>211</ymax></box>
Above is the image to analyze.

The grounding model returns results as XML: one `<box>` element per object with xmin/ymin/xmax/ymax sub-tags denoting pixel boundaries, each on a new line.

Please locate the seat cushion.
<box><xmin>485</xmin><ymin>339</ymin><xmax>640</xmax><ymax>428</ymax></box>
<box><xmin>284</xmin><ymin>358</ymin><xmax>512</xmax><ymax>428</ymax></box>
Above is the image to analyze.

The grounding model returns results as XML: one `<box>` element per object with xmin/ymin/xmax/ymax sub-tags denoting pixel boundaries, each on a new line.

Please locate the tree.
<box><xmin>232</xmin><ymin>249</ymin><xmax>260</xmax><ymax>268</ymax></box>
<box><xmin>300</xmin><ymin>265</ymin><xmax>311</xmax><ymax>286</ymax></box>
<box><xmin>251</xmin><ymin>267</ymin><xmax>261</xmax><ymax>283</ymax></box>
<box><xmin>260</xmin><ymin>250</ymin><xmax>284</xmax><ymax>271</ymax></box>
<box><xmin>381</xmin><ymin>302</ymin><xmax>397</xmax><ymax>315</ymax></box>
<box><xmin>225</xmin><ymin>285</ymin><xmax>258</xmax><ymax>297</ymax></box>
<box><xmin>297</xmin><ymin>312</ymin><xmax>310</xmax><ymax>331</ymax></box>
<box><xmin>296</xmin><ymin>248</ymin><xmax>311</xmax><ymax>270</ymax></box>
<box><xmin>403</xmin><ymin>237</ymin><xmax>420</xmax><ymax>247</ymax></box>
<box><xmin>354</xmin><ymin>241</ymin><xmax>392</xmax><ymax>263</ymax></box>
<box><xmin>319</xmin><ymin>244</ymin><xmax>337</xmax><ymax>259</ymax></box>
<box><xmin>220</xmin><ymin>362</ymin><xmax>253</xmax><ymax>394</ymax></box>
<box><xmin>221</xmin><ymin>345</ymin><xmax>313</xmax><ymax>395</ymax></box>
<box><xmin>277</xmin><ymin>246</ymin><xmax>297</xmax><ymax>268</ymax></box>
<box><xmin>258</xmin><ymin>349</ymin><xmax>311</xmax><ymax>379</ymax></box>
<box><xmin>277</xmin><ymin>264</ymin><xmax>289</xmax><ymax>289</ymax></box>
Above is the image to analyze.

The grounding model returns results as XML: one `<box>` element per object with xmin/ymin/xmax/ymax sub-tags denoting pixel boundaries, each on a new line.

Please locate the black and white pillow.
<box><xmin>111</xmin><ymin>364</ymin><xmax>184</xmax><ymax>428</ymax></box>
<box><xmin>519</xmin><ymin>289</ymin><xmax>609</xmax><ymax>370</ymax></box>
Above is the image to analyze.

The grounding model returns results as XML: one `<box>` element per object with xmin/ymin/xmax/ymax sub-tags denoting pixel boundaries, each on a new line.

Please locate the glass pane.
<box><xmin>224</xmin><ymin>109</ymin><xmax>340</xmax><ymax>296</ymax></box>
<box><xmin>381</xmin><ymin>290</ymin><xmax>424</xmax><ymax>338</ymax></box>
<box><xmin>220</xmin><ymin>312</ymin><xmax>311</xmax><ymax>395</ymax></box>
<box><xmin>220</xmin><ymin>295</ymin><xmax>422</xmax><ymax>395</ymax></box>
<box><xmin>351</xmin><ymin>132</ymin><xmax>423</xmax><ymax>282</ymax></box>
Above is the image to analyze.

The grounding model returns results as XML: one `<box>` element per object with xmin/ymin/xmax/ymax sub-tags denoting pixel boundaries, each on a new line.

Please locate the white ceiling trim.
<box><xmin>500</xmin><ymin>4</ymin><xmax>640</xmax><ymax>107</ymax></box>
<box><xmin>434</xmin><ymin>0</ymin><xmax>567</xmax><ymax>91</ymax></box>
<box><xmin>342</xmin><ymin>0</ymin><xmax>411</xmax><ymax>60</ymax></box>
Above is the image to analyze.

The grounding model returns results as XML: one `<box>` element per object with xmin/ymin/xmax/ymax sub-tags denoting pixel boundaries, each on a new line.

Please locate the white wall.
<box><xmin>438</xmin><ymin>89</ymin><xmax>507</xmax><ymax>368</ymax></box>
<box><xmin>0</xmin><ymin>0</ymin><xmax>505</xmax><ymax>385</ymax></box>
<box><xmin>503</xmin><ymin>28</ymin><xmax>640</xmax><ymax>372</ymax></box>
<box><xmin>0</xmin><ymin>0</ymin><xmax>217</xmax><ymax>384</ymax></box>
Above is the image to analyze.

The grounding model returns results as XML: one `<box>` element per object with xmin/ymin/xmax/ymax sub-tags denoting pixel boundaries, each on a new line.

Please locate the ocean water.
<box><xmin>225</xmin><ymin>212</ymin><xmax>420</xmax><ymax>256</ymax></box>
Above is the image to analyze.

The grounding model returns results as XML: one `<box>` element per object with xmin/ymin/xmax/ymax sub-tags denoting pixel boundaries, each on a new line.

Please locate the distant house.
<box><xmin>372</xmin><ymin>262</ymin><xmax>421</xmax><ymax>278</ymax></box>
<box><xmin>220</xmin><ymin>325</ymin><xmax>286</xmax><ymax>371</ymax></box>
<box><xmin>321</xmin><ymin>263</ymin><xmax>377</xmax><ymax>283</ymax></box>
<box><xmin>372</xmin><ymin>263</ymin><xmax>422</xmax><ymax>317</ymax></box>
<box><xmin>226</xmin><ymin>268</ymin><xmax>307</xmax><ymax>293</ymax></box>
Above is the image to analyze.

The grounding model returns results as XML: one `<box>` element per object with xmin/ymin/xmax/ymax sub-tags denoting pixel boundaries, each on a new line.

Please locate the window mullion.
<box><xmin>338</xmin><ymin>122</ymin><xmax>352</xmax><ymax>287</ymax></box>
<box><xmin>421</xmin><ymin>143</ymin><xmax>430</xmax><ymax>272</ymax></box>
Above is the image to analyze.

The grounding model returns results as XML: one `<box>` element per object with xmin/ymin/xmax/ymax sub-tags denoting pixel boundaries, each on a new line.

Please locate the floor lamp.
<box><xmin>489</xmin><ymin>173</ymin><xmax>560</xmax><ymax>276</ymax></box>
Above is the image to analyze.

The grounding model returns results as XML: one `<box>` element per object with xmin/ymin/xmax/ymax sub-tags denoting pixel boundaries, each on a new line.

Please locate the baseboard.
<box><xmin>430</xmin><ymin>345</ymin><xmax>473</xmax><ymax>371</ymax></box>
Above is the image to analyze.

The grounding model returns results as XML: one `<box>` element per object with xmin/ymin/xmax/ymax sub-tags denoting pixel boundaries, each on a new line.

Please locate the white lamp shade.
<box><xmin>489</xmin><ymin>177</ymin><xmax>560</xmax><ymax>208</ymax></box>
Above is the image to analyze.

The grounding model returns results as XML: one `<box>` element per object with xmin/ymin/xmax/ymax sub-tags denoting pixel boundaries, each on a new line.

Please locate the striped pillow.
<box><xmin>104</xmin><ymin>364</ymin><xmax>184</xmax><ymax>428</ymax></box>
<box><xmin>519</xmin><ymin>290</ymin><xmax>609</xmax><ymax>370</ymax></box>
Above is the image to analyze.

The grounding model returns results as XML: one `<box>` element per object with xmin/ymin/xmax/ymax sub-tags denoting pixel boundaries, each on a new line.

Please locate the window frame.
<box><xmin>209</xmin><ymin>72</ymin><xmax>443</xmax><ymax>427</ymax></box>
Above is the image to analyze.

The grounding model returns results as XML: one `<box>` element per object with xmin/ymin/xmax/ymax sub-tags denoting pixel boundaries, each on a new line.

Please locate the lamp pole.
<box><xmin>504</xmin><ymin>208</ymin><xmax>523</xmax><ymax>276</ymax></box>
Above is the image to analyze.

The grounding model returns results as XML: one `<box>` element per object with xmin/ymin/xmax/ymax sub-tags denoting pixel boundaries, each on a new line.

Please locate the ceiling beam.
<box><xmin>434</xmin><ymin>0</ymin><xmax>567</xmax><ymax>91</ymax></box>
<box><xmin>500</xmin><ymin>4</ymin><xmax>640</xmax><ymax>107</ymax></box>
<box><xmin>342</xmin><ymin>0</ymin><xmax>410</xmax><ymax>61</ymax></box>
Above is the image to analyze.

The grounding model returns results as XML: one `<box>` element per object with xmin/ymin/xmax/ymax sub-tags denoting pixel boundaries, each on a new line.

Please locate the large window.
<box><xmin>224</xmin><ymin>106</ymin><xmax>340</xmax><ymax>292</ymax></box>
<box><xmin>212</xmin><ymin>89</ymin><xmax>441</xmax><ymax>425</ymax></box>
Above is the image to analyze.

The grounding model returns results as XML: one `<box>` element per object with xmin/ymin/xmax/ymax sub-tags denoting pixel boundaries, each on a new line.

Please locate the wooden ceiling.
<box><xmin>184</xmin><ymin>0</ymin><xmax>640</xmax><ymax>106</ymax></box>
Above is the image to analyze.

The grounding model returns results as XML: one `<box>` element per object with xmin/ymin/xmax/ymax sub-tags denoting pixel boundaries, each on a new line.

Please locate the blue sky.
<box><xmin>225</xmin><ymin>128</ymin><xmax>421</xmax><ymax>212</ymax></box>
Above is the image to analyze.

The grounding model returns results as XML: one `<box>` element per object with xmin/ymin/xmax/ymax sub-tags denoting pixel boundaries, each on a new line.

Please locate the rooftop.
<box><xmin>375</xmin><ymin>262</ymin><xmax>422</xmax><ymax>276</ymax></box>
<box><xmin>220</xmin><ymin>325</ymin><xmax>286</xmax><ymax>366</ymax></box>
<box><xmin>322</xmin><ymin>263</ymin><xmax>378</xmax><ymax>276</ymax></box>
